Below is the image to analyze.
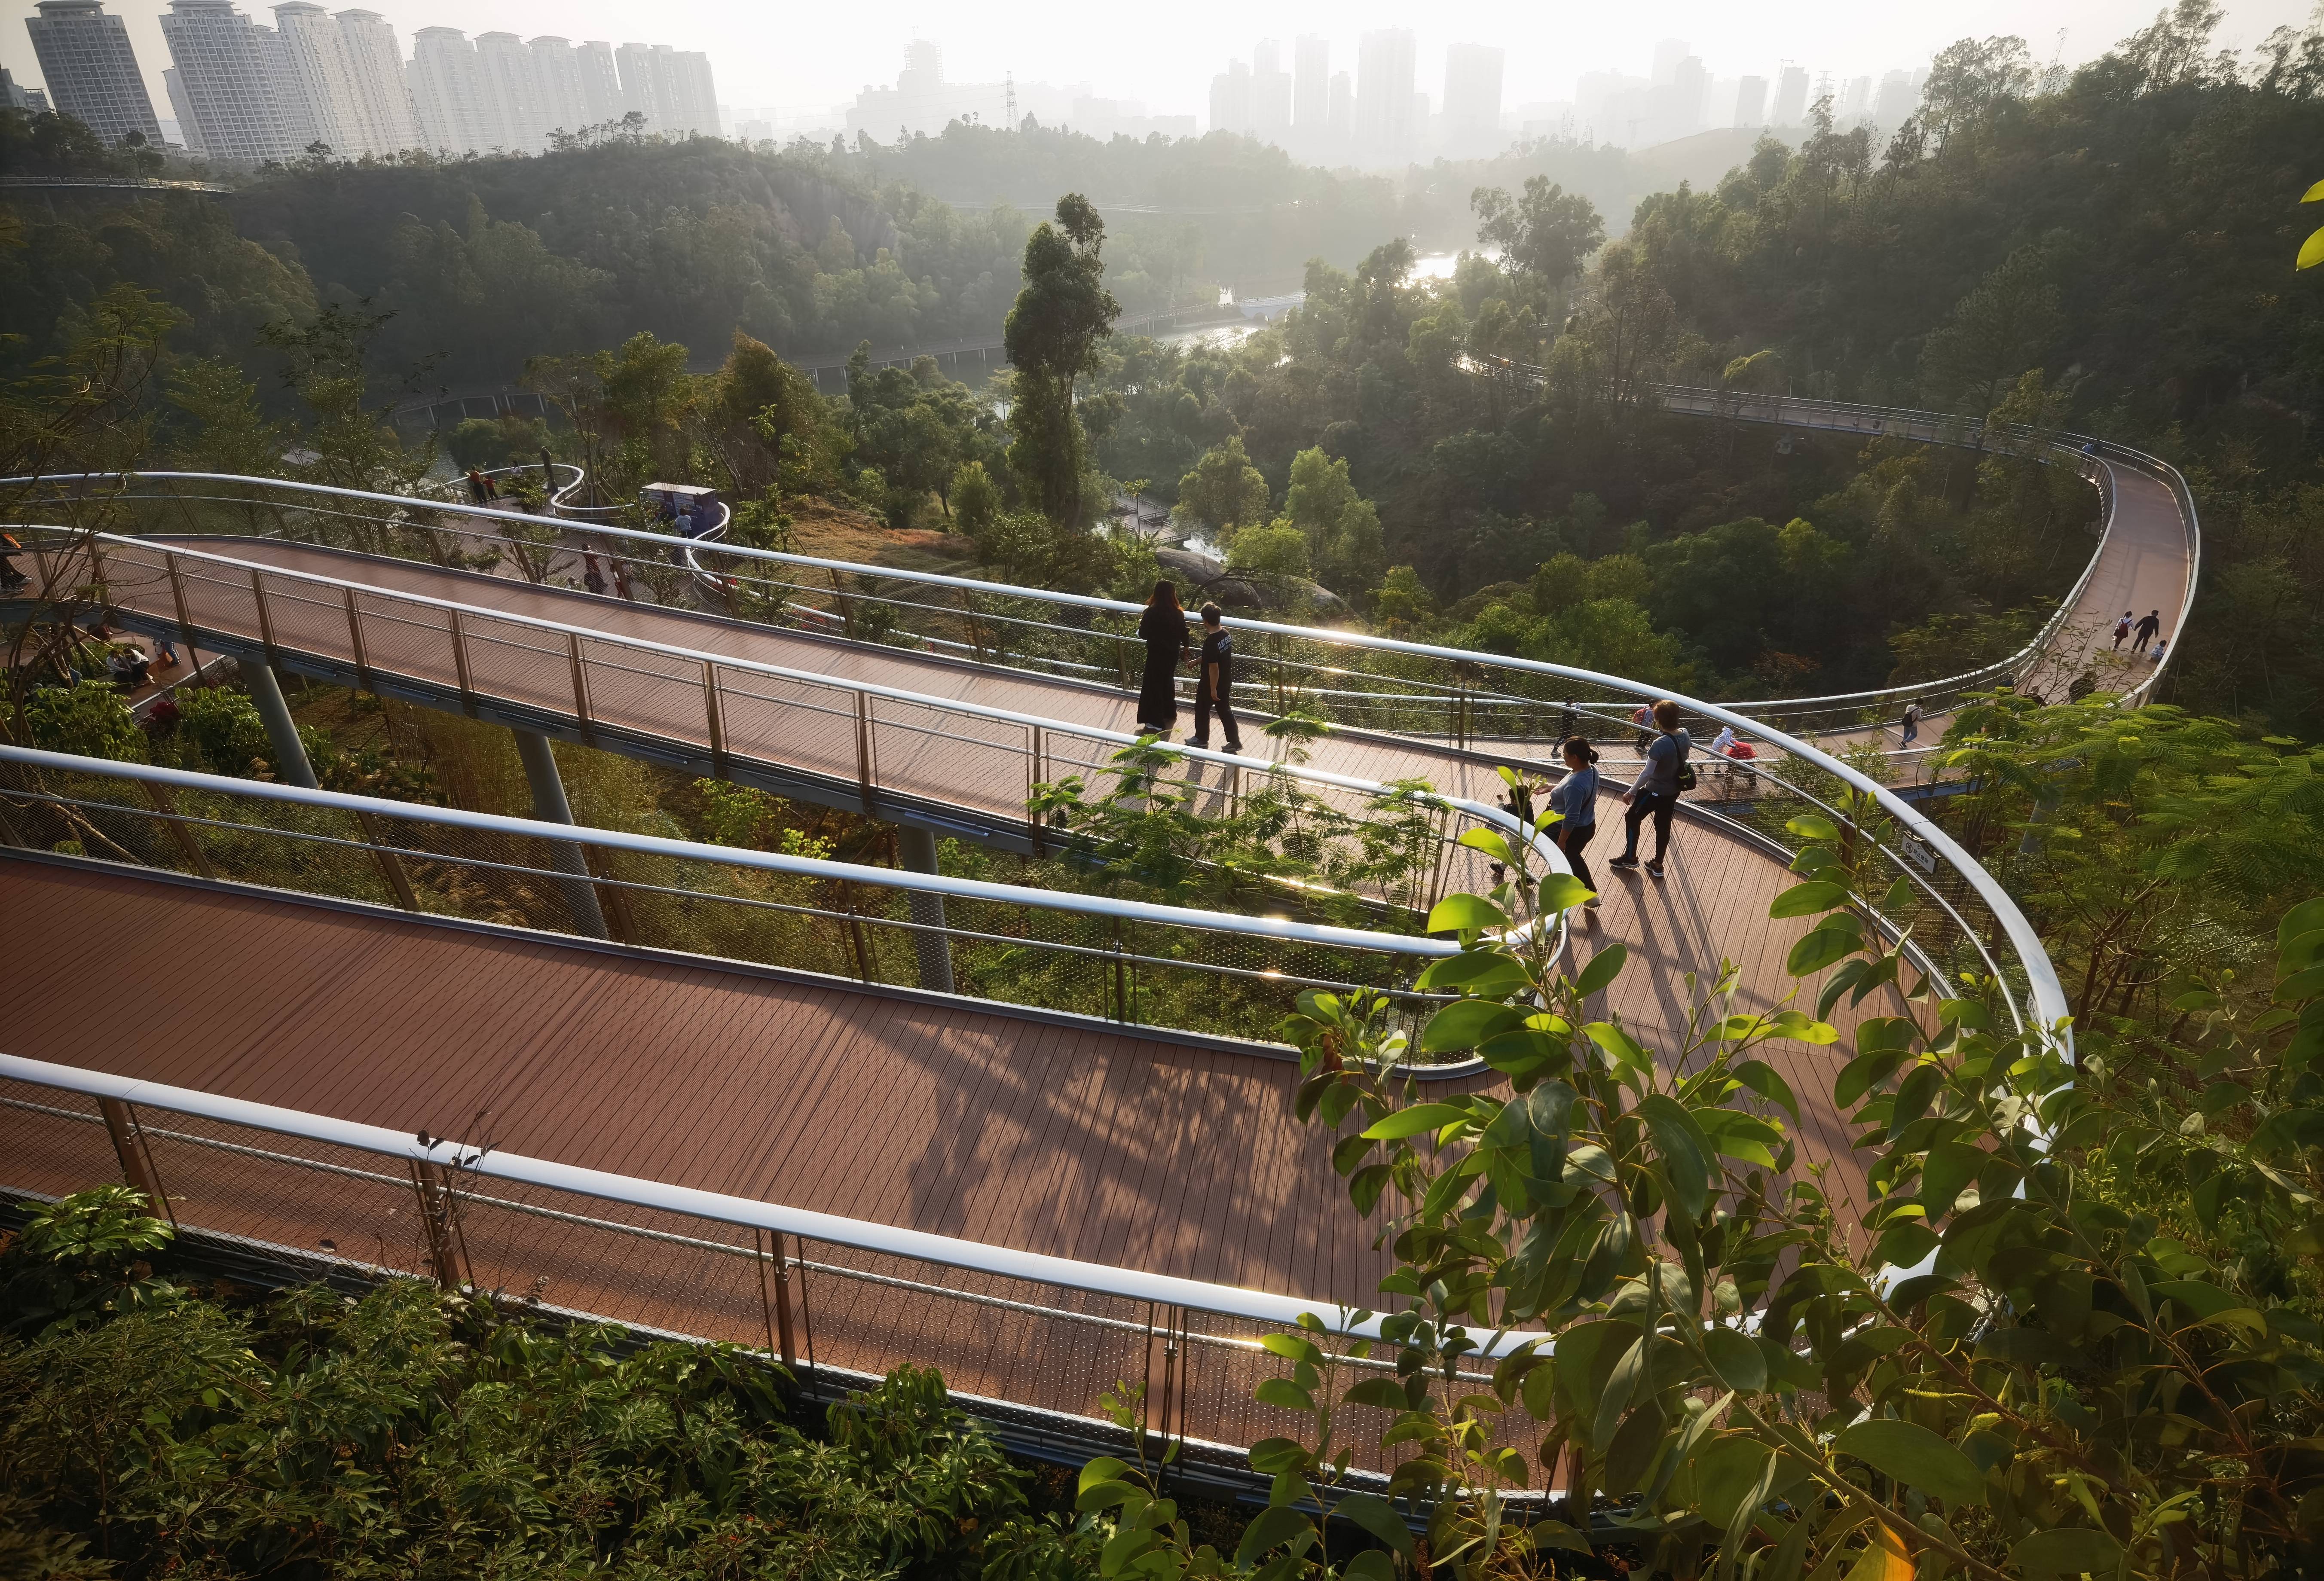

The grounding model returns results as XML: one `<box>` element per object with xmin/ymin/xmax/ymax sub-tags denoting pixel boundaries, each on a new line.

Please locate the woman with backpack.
<box><xmin>1608</xmin><ymin>699</ymin><xmax>1691</xmax><ymax>880</ymax></box>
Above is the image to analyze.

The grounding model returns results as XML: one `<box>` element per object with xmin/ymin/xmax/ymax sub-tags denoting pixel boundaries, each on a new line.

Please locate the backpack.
<box><xmin>1670</xmin><ymin>736</ymin><xmax>1696</xmax><ymax>792</ymax></box>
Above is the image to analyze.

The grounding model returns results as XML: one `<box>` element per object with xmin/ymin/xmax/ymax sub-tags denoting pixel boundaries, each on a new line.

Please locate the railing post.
<box><xmin>138</xmin><ymin>780</ymin><xmax>217</xmax><ymax>878</ymax></box>
<box><xmin>897</xmin><ymin>824</ymin><xmax>954</xmax><ymax>995</ymax></box>
<box><xmin>841</xmin><ymin>881</ymin><xmax>873</xmax><ymax>983</ymax></box>
<box><xmin>250</xmin><ymin>565</ymin><xmax>277</xmax><ymax>656</ymax></box>
<box><xmin>344</xmin><ymin>586</ymin><xmax>370</xmax><ymax>692</ymax></box>
<box><xmin>98</xmin><ymin>1098</ymin><xmax>171</xmax><ymax>1222</ymax></box>
<box><xmin>703</xmin><ymin>661</ymin><xmax>727</xmax><ymax>775</ymax></box>
<box><xmin>1027</xmin><ymin>725</ymin><xmax>1046</xmax><ymax>855</ymax></box>
<box><xmin>446</xmin><ymin>608</ymin><xmax>476</xmax><ymax>715</ymax></box>
<box><xmin>1110</xmin><ymin>922</ymin><xmax>1129</xmax><ymax>1022</ymax></box>
<box><xmin>409</xmin><ymin>1161</ymin><xmax>467</xmax><ymax>1291</ymax></box>
<box><xmin>567</xmin><ymin>632</ymin><xmax>595</xmax><ymax>746</ymax></box>
<box><xmin>757</xmin><ymin>1227</ymin><xmax>798</xmax><ymax>1370</ymax></box>
<box><xmin>353</xmin><ymin>809</ymin><xmax>419</xmax><ymax>910</ymax></box>
<box><xmin>853</xmin><ymin>692</ymin><xmax>875</xmax><ymax>813</ymax></box>
<box><xmin>167</xmin><ymin>551</ymin><xmax>195</xmax><ymax>649</ymax></box>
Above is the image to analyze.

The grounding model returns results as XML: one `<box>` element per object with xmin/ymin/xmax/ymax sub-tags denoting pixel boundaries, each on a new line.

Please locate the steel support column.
<box><xmin>896</xmin><ymin>824</ymin><xmax>954</xmax><ymax>995</ymax></box>
<box><xmin>513</xmin><ymin>728</ymin><xmax>611</xmax><ymax>941</ymax></box>
<box><xmin>242</xmin><ymin>662</ymin><xmax>318</xmax><ymax>790</ymax></box>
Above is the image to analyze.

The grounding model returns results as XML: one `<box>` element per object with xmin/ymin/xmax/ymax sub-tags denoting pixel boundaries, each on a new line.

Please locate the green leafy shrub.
<box><xmin>0</xmin><ymin>1246</ymin><xmax>1074</xmax><ymax>1579</ymax></box>
<box><xmin>0</xmin><ymin>1186</ymin><xmax>178</xmax><ymax>1336</ymax></box>
<box><xmin>13</xmin><ymin>681</ymin><xmax>144</xmax><ymax>762</ymax></box>
<box><xmin>177</xmin><ymin>685</ymin><xmax>273</xmax><ymax>777</ymax></box>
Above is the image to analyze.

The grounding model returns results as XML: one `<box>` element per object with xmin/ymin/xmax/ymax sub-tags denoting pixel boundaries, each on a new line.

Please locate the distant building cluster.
<box><xmin>0</xmin><ymin>64</ymin><xmax>51</xmax><ymax>113</ymax></box>
<box><xmin>829</xmin><ymin>40</ymin><xmax>1196</xmax><ymax>145</ymax></box>
<box><xmin>1202</xmin><ymin>32</ymin><xmax>1930</xmax><ymax>158</ymax></box>
<box><xmin>18</xmin><ymin>0</ymin><xmax>722</xmax><ymax>164</ymax></box>
<box><xmin>1205</xmin><ymin>31</ymin><xmax>1493</xmax><ymax>163</ymax></box>
<box><xmin>1563</xmin><ymin>41</ymin><xmax>1926</xmax><ymax>151</ymax></box>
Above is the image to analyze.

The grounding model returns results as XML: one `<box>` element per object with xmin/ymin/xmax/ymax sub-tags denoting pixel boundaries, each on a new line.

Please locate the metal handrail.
<box><xmin>1638</xmin><ymin>384</ymin><xmax>2202</xmax><ymax>712</ymax></box>
<box><xmin>0</xmin><ymin>1048</ymin><xmax>1543</xmax><ymax>1353</ymax></box>
<box><xmin>26</xmin><ymin>528</ymin><xmax>1578</xmax><ymax>911</ymax></box>
<box><xmin>0</xmin><ymin>450</ymin><xmax>2177</xmax><ymax>733</ymax></box>
<box><xmin>0</xmin><ymin>744</ymin><xmax>1462</xmax><ymax>960</ymax></box>
<box><xmin>5</xmin><ymin>472</ymin><xmax>2073</xmax><ymax>1043</ymax></box>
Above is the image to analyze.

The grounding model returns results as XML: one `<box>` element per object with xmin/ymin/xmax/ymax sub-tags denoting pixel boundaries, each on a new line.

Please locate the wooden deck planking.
<box><xmin>4</xmin><ymin>851</ymin><xmax>1907</xmax><ymax>1441</ymax></box>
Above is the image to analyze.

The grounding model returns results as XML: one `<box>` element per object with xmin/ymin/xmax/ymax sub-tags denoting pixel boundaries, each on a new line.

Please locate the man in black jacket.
<box><xmin>1190</xmin><ymin>604</ymin><xmax>1243</xmax><ymax>753</ymax></box>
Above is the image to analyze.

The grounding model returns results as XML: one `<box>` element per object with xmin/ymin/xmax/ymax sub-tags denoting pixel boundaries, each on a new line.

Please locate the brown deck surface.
<box><xmin>90</xmin><ymin>532</ymin><xmax>1895</xmax><ymax>1065</ymax></box>
<box><xmin>3</xmin><ymin>854</ymin><xmax>1884</xmax><ymax>1447</ymax></box>
<box><xmin>2</xmin><ymin>858</ymin><xmax>1877</xmax><ymax>1293</ymax></box>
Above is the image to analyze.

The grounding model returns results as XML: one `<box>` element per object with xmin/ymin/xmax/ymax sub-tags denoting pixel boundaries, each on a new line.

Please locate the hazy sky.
<box><xmin>6</xmin><ymin>0</ymin><xmax>2312</xmax><ymax>127</ymax></box>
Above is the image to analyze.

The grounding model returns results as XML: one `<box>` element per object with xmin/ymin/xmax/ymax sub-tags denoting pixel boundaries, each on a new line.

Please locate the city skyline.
<box><xmin>20</xmin><ymin>0</ymin><xmax>715</xmax><ymax>161</ymax></box>
<box><xmin>13</xmin><ymin>0</ymin><xmax>2305</xmax><ymax>131</ymax></box>
<box><xmin>9</xmin><ymin>0</ymin><xmax>2313</xmax><ymax>159</ymax></box>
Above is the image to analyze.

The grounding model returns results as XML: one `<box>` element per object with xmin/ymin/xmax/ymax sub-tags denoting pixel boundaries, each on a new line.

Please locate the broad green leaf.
<box><xmin>1770</xmin><ymin>879</ymin><xmax>1849</xmax><ymax>919</ymax></box>
<box><xmin>2279</xmin><ymin>896</ymin><xmax>2324</xmax><ymax>947</ymax></box>
<box><xmin>1415</xmin><ymin>950</ymin><xmax>1529</xmax><ymax>992</ymax></box>
<box><xmin>1342</xmin><ymin>1376</ymin><xmax>1410</xmax><ymax>1410</ymax></box>
<box><xmin>1586</xmin><ymin>1020</ymin><xmax>1652</xmax><ymax>1073</ymax></box>
<box><xmin>1787</xmin><ymin>919</ymin><xmax>1865</xmax><ymax>977</ymax></box>
<box><xmin>1787</xmin><ymin>813</ymin><xmax>1840</xmax><ymax>842</ymax></box>
<box><xmin>1693</xmin><ymin>1435</ymin><xmax>1775</xmax><ymax>1527</ymax></box>
<box><xmin>2307</xmin><ymin>177</ymin><xmax>2324</xmax><ymax>202</ymax></box>
<box><xmin>1702</xmin><ymin>1325</ymin><xmax>1767</xmax><ymax>1392</ymax></box>
<box><xmin>2303</xmin><ymin>226</ymin><xmax>2324</xmax><ymax>271</ymax></box>
<box><xmin>1575</xmin><ymin>940</ymin><xmax>1628</xmax><ymax>998</ymax></box>
<box><xmin>2274</xmin><ymin>962</ymin><xmax>2324</xmax><ymax>1004</ymax></box>
<box><xmin>1732</xmin><ymin>1059</ymin><xmax>1801</xmax><ymax>1119</ymax></box>
<box><xmin>1458</xmin><ymin>826</ymin><xmax>1520</xmax><ymax>867</ymax></box>
<box><xmin>1531</xmin><ymin>1520</ymin><xmax>1593</xmax><ymax>1555</ymax></box>
<box><xmin>1255</xmin><ymin>1378</ymin><xmax>1316</xmax><ymax>1412</ymax></box>
<box><xmin>1871</xmin><ymin>1220</ymin><xmax>1941</xmax><ymax>1270</ymax></box>
<box><xmin>1428</xmin><ymin>893</ymin><xmax>1509</xmax><ymax>934</ymax></box>
<box><xmin>1078</xmin><ymin>1457</ymin><xmax>1128</xmax><ymax>1496</ymax></box>
<box><xmin>1260</xmin><ymin>1332</ymin><xmax>1325</xmax><ymax>1364</ymax></box>
<box><xmin>1420</xmin><ymin>998</ymin><xmax>1529</xmax><ymax>1053</ymax></box>
<box><xmin>1076</xmin><ymin>1478</ymin><xmax>1141</xmax><ymax>1511</ymax></box>
<box><xmin>1835</xmin><ymin>1419</ymin><xmax>1985</xmax><ymax>1506</ymax></box>
<box><xmin>1234</xmin><ymin>1505</ymin><xmax>1317</xmax><ymax>1569</ymax></box>
<box><xmin>1538</xmin><ymin>872</ymin><xmax>1595</xmax><ymax>913</ymax></box>
<box><xmin>2010</xmin><ymin>1529</ymin><xmax>2124</xmax><ymax>1575</ymax></box>
<box><xmin>1920</xmin><ymin>1141</ymin><xmax>1988</xmax><ymax>1218</ymax></box>
<box><xmin>1636</xmin><ymin>1093</ymin><xmax>1714</xmax><ymax>1220</ymax></box>
<box><xmin>1361</xmin><ymin>1102</ymin><xmax>1472</xmax><ymax>1140</ymax></box>
<box><xmin>1343</xmin><ymin>1551</ymin><xmax>1397</xmax><ymax>1581</ymax></box>
<box><xmin>1591</xmin><ymin>1334</ymin><xmax>1645</xmax><ymax>1450</ymax></box>
<box><xmin>1328</xmin><ymin>1492</ymin><xmax>1415</xmax><ymax>1558</ymax></box>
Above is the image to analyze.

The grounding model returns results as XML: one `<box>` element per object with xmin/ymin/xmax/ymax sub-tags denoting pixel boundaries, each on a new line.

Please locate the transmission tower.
<box><xmin>1004</xmin><ymin>72</ymin><xmax>1017</xmax><ymax>132</ymax></box>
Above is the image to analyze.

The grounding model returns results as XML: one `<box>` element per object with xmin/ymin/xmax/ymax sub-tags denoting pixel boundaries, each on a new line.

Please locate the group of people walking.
<box><xmin>2112</xmin><ymin>608</ymin><xmax>2168</xmax><ymax>663</ymax></box>
<box><xmin>1135</xmin><ymin>580</ymin><xmax>1242</xmax><ymax>752</ymax></box>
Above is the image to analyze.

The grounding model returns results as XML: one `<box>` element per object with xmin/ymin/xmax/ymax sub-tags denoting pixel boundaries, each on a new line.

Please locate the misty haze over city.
<box><xmin>5</xmin><ymin>0</ymin><xmax>2315</xmax><ymax>165</ymax></box>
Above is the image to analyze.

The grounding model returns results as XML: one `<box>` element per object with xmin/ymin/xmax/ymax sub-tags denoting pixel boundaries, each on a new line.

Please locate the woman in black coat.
<box><xmin>1135</xmin><ymin>580</ymin><xmax>1190</xmax><ymax>736</ymax></box>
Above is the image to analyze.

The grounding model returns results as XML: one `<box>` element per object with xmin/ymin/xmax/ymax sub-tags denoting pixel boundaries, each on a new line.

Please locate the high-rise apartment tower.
<box><xmin>24</xmin><ymin>0</ymin><xmax>162</xmax><ymax>145</ymax></box>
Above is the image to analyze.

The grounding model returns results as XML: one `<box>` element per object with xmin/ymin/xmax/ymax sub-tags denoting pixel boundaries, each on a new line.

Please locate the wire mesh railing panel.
<box><xmin>131</xmin><ymin>1109</ymin><xmax>437</xmax><ymax>1280</ymax></box>
<box><xmin>455</xmin><ymin>609</ymin><xmax>585</xmax><ymax>719</ymax></box>
<box><xmin>342</xmin><ymin>588</ymin><xmax>459</xmax><ymax>688</ymax></box>
<box><xmin>2</xmin><ymin>1070</ymin><xmax>1538</xmax><ymax>1473</ymax></box>
<box><xmin>0</xmin><ymin>1081</ymin><xmax>115</xmax><ymax>1203</ymax></box>
<box><xmin>570</xmin><ymin>636</ymin><xmax>711</xmax><ymax>754</ymax></box>
<box><xmin>2</xmin><ymin>762</ymin><xmax>1448</xmax><ymax>1045</ymax></box>
<box><xmin>713</xmin><ymin>668</ymin><xmax>876</xmax><ymax>788</ymax></box>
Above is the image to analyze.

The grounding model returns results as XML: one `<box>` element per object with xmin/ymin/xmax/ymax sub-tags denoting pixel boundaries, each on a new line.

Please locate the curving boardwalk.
<box><xmin>91</xmin><ymin>534</ymin><xmax>1886</xmax><ymax>1064</ymax></box>
<box><xmin>5</xmin><ymin>390</ymin><xmax>2175</xmax><ymax>1444</ymax></box>
<box><xmin>1</xmin><ymin>844</ymin><xmax>1884</xmax><ymax>1454</ymax></box>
